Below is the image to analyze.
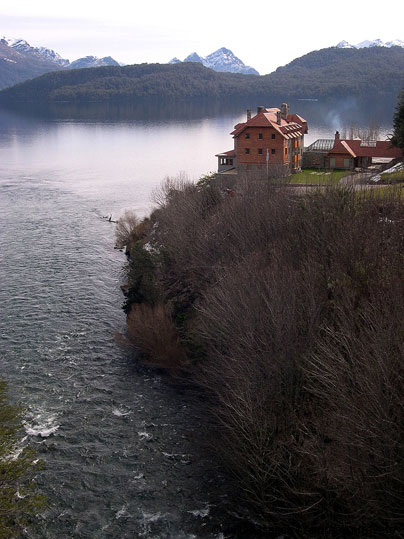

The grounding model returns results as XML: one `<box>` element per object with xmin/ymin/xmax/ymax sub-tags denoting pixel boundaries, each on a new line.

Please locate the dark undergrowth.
<box><xmin>119</xmin><ymin>176</ymin><xmax>404</xmax><ymax>538</ymax></box>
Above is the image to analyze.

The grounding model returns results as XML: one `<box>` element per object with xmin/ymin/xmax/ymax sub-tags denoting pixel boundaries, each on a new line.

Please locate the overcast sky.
<box><xmin>1</xmin><ymin>0</ymin><xmax>403</xmax><ymax>74</ymax></box>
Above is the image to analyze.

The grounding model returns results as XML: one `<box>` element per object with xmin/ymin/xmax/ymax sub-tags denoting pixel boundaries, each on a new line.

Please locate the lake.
<box><xmin>0</xmin><ymin>97</ymin><xmax>397</xmax><ymax>538</ymax></box>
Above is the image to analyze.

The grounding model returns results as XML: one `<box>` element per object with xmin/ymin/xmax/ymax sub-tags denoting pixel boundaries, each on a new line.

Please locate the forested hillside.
<box><xmin>0</xmin><ymin>62</ymin><xmax>265</xmax><ymax>102</ymax></box>
<box><xmin>1</xmin><ymin>46</ymin><xmax>404</xmax><ymax>103</ymax></box>
<box><xmin>264</xmin><ymin>45</ymin><xmax>404</xmax><ymax>98</ymax></box>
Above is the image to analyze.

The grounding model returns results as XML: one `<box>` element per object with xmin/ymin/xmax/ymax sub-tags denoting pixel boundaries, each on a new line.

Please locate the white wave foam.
<box><xmin>137</xmin><ymin>431</ymin><xmax>151</xmax><ymax>441</ymax></box>
<box><xmin>115</xmin><ymin>505</ymin><xmax>130</xmax><ymax>519</ymax></box>
<box><xmin>187</xmin><ymin>505</ymin><xmax>210</xmax><ymax>518</ymax></box>
<box><xmin>141</xmin><ymin>511</ymin><xmax>163</xmax><ymax>523</ymax></box>
<box><xmin>112</xmin><ymin>407</ymin><xmax>131</xmax><ymax>417</ymax></box>
<box><xmin>24</xmin><ymin>412</ymin><xmax>60</xmax><ymax>438</ymax></box>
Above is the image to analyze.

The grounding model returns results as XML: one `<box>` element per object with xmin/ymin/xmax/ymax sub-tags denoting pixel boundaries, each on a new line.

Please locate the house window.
<box><xmin>258</xmin><ymin>148</ymin><xmax>263</xmax><ymax>154</ymax></box>
<box><xmin>258</xmin><ymin>133</ymin><xmax>263</xmax><ymax>139</ymax></box>
<box><xmin>271</xmin><ymin>149</ymin><xmax>276</xmax><ymax>154</ymax></box>
<box><xmin>330</xmin><ymin>157</ymin><xmax>336</xmax><ymax>168</ymax></box>
<box><xmin>343</xmin><ymin>158</ymin><xmax>350</xmax><ymax>168</ymax></box>
<box><xmin>271</xmin><ymin>134</ymin><xmax>276</xmax><ymax>139</ymax></box>
<box><xmin>245</xmin><ymin>133</ymin><xmax>250</xmax><ymax>139</ymax></box>
<box><xmin>221</xmin><ymin>158</ymin><xmax>234</xmax><ymax>165</ymax></box>
<box><xmin>245</xmin><ymin>148</ymin><xmax>250</xmax><ymax>154</ymax></box>
<box><xmin>284</xmin><ymin>148</ymin><xmax>287</xmax><ymax>155</ymax></box>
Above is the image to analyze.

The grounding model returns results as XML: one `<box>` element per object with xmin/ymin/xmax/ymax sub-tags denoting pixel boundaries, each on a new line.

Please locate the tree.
<box><xmin>391</xmin><ymin>87</ymin><xmax>404</xmax><ymax>152</ymax></box>
<box><xmin>0</xmin><ymin>381</ymin><xmax>45</xmax><ymax>537</ymax></box>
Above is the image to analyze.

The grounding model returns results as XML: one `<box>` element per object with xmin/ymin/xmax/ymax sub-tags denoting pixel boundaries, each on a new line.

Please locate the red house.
<box><xmin>216</xmin><ymin>103</ymin><xmax>308</xmax><ymax>179</ymax></box>
<box><xmin>326</xmin><ymin>131</ymin><xmax>402</xmax><ymax>169</ymax></box>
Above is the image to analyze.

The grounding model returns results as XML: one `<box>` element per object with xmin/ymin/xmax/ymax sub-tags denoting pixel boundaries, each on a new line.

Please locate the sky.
<box><xmin>1</xmin><ymin>0</ymin><xmax>404</xmax><ymax>74</ymax></box>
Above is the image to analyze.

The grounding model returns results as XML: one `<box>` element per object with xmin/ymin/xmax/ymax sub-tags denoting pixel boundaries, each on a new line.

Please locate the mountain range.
<box><xmin>169</xmin><ymin>48</ymin><xmax>259</xmax><ymax>75</ymax></box>
<box><xmin>1</xmin><ymin>39</ymin><xmax>404</xmax><ymax>103</ymax></box>
<box><xmin>336</xmin><ymin>38</ymin><xmax>404</xmax><ymax>49</ymax></box>
<box><xmin>1</xmin><ymin>44</ymin><xmax>404</xmax><ymax>105</ymax></box>
<box><xmin>0</xmin><ymin>36</ymin><xmax>120</xmax><ymax>89</ymax></box>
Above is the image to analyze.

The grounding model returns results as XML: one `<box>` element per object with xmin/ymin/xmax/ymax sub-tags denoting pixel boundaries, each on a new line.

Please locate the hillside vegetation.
<box><xmin>0</xmin><ymin>63</ymin><xmax>265</xmax><ymax>103</ymax></box>
<box><xmin>1</xmin><ymin>46</ymin><xmax>404</xmax><ymax>103</ymax></box>
<box><xmin>120</xmin><ymin>179</ymin><xmax>404</xmax><ymax>538</ymax></box>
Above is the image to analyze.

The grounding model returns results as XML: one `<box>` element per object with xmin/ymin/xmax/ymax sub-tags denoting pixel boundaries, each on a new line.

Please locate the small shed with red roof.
<box><xmin>326</xmin><ymin>133</ymin><xmax>402</xmax><ymax>169</ymax></box>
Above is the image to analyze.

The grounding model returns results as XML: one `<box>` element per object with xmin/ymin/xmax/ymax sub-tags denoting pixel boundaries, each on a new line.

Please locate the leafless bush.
<box><xmin>127</xmin><ymin>303</ymin><xmax>187</xmax><ymax>372</ymax></box>
<box><xmin>305</xmin><ymin>305</ymin><xmax>404</xmax><ymax>527</ymax></box>
<box><xmin>150</xmin><ymin>174</ymin><xmax>223</xmax><ymax>300</ymax></box>
<box><xmin>115</xmin><ymin>210</ymin><xmax>146</xmax><ymax>249</ymax></box>
<box><xmin>341</xmin><ymin>122</ymin><xmax>381</xmax><ymax>140</ymax></box>
<box><xmin>188</xmin><ymin>221</ymin><xmax>329</xmax><ymax>530</ymax></box>
<box><xmin>125</xmin><ymin>178</ymin><xmax>404</xmax><ymax>535</ymax></box>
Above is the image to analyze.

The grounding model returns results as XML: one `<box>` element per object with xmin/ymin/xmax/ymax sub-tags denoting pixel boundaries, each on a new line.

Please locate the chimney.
<box><xmin>257</xmin><ymin>106</ymin><xmax>265</xmax><ymax>114</ymax></box>
<box><xmin>335</xmin><ymin>130</ymin><xmax>340</xmax><ymax>139</ymax></box>
<box><xmin>281</xmin><ymin>102</ymin><xmax>289</xmax><ymax>120</ymax></box>
<box><xmin>247</xmin><ymin>109</ymin><xmax>251</xmax><ymax>121</ymax></box>
<box><xmin>276</xmin><ymin>111</ymin><xmax>282</xmax><ymax>125</ymax></box>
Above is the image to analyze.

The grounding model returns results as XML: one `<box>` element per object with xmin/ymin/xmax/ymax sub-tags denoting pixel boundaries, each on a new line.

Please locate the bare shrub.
<box><xmin>127</xmin><ymin>303</ymin><xmax>187</xmax><ymax>372</ymax></box>
<box><xmin>186</xmin><ymin>185</ymin><xmax>404</xmax><ymax>532</ymax></box>
<box><xmin>341</xmin><ymin>123</ymin><xmax>381</xmax><ymax>141</ymax></box>
<box><xmin>305</xmin><ymin>306</ymin><xmax>404</xmax><ymax>528</ymax></box>
<box><xmin>115</xmin><ymin>210</ymin><xmax>147</xmax><ymax>249</ymax></box>
<box><xmin>150</xmin><ymin>173</ymin><xmax>222</xmax><ymax>301</ymax></box>
<box><xmin>192</xmin><ymin>249</ymin><xmax>325</xmax><ymax>529</ymax></box>
<box><xmin>124</xmin><ymin>177</ymin><xmax>404</xmax><ymax>535</ymax></box>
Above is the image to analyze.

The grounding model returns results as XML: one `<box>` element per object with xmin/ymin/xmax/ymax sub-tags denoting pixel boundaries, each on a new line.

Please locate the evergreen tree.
<box><xmin>0</xmin><ymin>381</ymin><xmax>45</xmax><ymax>537</ymax></box>
<box><xmin>391</xmin><ymin>87</ymin><xmax>404</xmax><ymax>151</ymax></box>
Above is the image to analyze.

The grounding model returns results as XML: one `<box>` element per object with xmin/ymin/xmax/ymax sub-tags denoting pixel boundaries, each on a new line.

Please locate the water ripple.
<box><xmin>0</xmin><ymin>173</ymin><xmax>230</xmax><ymax>538</ymax></box>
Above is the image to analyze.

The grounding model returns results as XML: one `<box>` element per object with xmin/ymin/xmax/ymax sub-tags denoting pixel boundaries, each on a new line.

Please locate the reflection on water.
<box><xmin>1</xmin><ymin>94</ymin><xmax>396</xmax><ymax>128</ymax></box>
<box><xmin>0</xmin><ymin>97</ymin><xmax>396</xmax><ymax>219</ymax></box>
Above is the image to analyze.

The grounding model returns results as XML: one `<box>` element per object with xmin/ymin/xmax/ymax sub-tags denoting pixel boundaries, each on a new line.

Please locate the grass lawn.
<box><xmin>379</xmin><ymin>169</ymin><xmax>404</xmax><ymax>183</ymax></box>
<box><xmin>366</xmin><ymin>185</ymin><xmax>404</xmax><ymax>200</ymax></box>
<box><xmin>280</xmin><ymin>169</ymin><xmax>349</xmax><ymax>185</ymax></box>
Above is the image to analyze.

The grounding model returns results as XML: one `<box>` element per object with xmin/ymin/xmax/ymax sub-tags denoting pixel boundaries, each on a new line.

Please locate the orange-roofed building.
<box><xmin>326</xmin><ymin>131</ymin><xmax>402</xmax><ymax>169</ymax></box>
<box><xmin>304</xmin><ymin>131</ymin><xmax>403</xmax><ymax>170</ymax></box>
<box><xmin>216</xmin><ymin>103</ymin><xmax>308</xmax><ymax>179</ymax></box>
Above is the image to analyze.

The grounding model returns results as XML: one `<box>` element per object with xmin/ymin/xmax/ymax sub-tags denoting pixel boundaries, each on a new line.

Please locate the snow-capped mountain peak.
<box><xmin>336</xmin><ymin>40</ymin><xmax>355</xmax><ymax>49</ymax></box>
<box><xmin>68</xmin><ymin>55</ymin><xmax>120</xmax><ymax>69</ymax></box>
<box><xmin>356</xmin><ymin>39</ymin><xmax>385</xmax><ymax>48</ymax></box>
<box><xmin>36</xmin><ymin>46</ymin><xmax>69</xmax><ymax>66</ymax></box>
<box><xmin>1</xmin><ymin>35</ymin><xmax>69</xmax><ymax>66</ymax></box>
<box><xmin>171</xmin><ymin>47</ymin><xmax>259</xmax><ymax>75</ymax></box>
<box><xmin>336</xmin><ymin>38</ymin><xmax>404</xmax><ymax>49</ymax></box>
<box><xmin>184</xmin><ymin>52</ymin><xmax>208</xmax><ymax>66</ymax></box>
<box><xmin>386</xmin><ymin>39</ymin><xmax>404</xmax><ymax>48</ymax></box>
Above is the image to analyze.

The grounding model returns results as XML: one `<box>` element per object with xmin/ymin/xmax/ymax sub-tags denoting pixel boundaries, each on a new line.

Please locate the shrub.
<box><xmin>115</xmin><ymin>210</ymin><xmax>149</xmax><ymax>249</ymax></box>
<box><xmin>123</xmin><ymin>179</ymin><xmax>404</xmax><ymax>536</ymax></box>
<box><xmin>126</xmin><ymin>303</ymin><xmax>187</xmax><ymax>372</ymax></box>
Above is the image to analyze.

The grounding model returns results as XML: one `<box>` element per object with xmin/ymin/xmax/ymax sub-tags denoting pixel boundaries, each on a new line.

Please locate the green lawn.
<box><xmin>281</xmin><ymin>169</ymin><xmax>349</xmax><ymax>185</ymax></box>
<box><xmin>379</xmin><ymin>168</ymin><xmax>404</xmax><ymax>183</ymax></box>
